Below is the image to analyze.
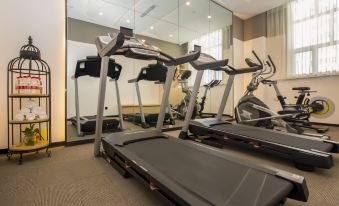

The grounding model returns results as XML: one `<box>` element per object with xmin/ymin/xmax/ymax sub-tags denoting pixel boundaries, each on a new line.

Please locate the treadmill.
<box><xmin>123</xmin><ymin>62</ymin><xmax>175</xmax><ymax>128</ymax></box>
<box><xmin>70</xmin><ymin>56</ymin><xmax>124</xmax><ymax>136</ymax></box>
<box><xmin>179</xmin><ymin>51</ymin><xmax>339</xmax><ymax>171</ymax></box>
<box><xmin>93</xmin><ymin>27</ymin><xmax>308</xmax><ymax>205</ymax></box>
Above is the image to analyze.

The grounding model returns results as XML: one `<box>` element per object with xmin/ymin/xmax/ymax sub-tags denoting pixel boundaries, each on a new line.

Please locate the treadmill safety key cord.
<box><xmin>150</xmin><ymin>181</ymin><xmax>159</xmax><ymax>191</ymax></box>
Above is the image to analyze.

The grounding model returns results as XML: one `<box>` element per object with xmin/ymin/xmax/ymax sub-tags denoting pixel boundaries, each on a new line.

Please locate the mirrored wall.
<box><xmin>66</xmin><ymin>0</ymin><xmax>233</xmax><ymax>144</ymax></box>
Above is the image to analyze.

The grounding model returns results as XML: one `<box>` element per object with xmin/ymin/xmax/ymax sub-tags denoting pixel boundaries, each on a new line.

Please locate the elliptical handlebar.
<box><xmin>267</xmin><ymin>55</ymin><xmax>277</xmax><ymax>74</ymax></box>
<box><xmin>252</xmin><ymin>50</ymin><xmax>263</xmax><ymax>66</ymax></box>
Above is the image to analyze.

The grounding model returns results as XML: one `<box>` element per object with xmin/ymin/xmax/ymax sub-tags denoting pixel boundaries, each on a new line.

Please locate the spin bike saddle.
<box><xmin>262</xmin><ymin>79</ymin><xmax>277</xmax><ymax>84</ymax></box>
<box><xmin>292</xmin><ymin>87</ymin><xmax>310</xmax><ymax>91</ymax></box>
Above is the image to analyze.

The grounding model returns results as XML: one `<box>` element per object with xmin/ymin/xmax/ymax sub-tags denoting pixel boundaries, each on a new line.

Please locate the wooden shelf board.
<box><xmin>122</xmin><ymin>104</ymin><xmax>160</xmax><ymax>107</ymax></box>
<box><xmin>9</xmin><ymin>141</ymin><xmax>49</xmax><ymax>152</ymax></box>
<box><xmin>9</xmin><ymin>93</ymin><xmax>49</xmax><ymax>98</ymax></box>
<box><xmin>9</xmin><ymin>118</ymin><xmax>49</xmax><ymax>124</ymax></box>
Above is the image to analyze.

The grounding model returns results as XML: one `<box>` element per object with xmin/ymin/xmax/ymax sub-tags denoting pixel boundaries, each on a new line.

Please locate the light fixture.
<box><xmin>207</xmin><ymin>15</ymin><xmax>212</xmax><ymax>19</ymax></box>
<box><xmin>169</xmin><ymin>34</ymin><xmax>173</xmax><ymax>38</ymax></box>
<box><xmin>141</xmin><ymin>39</ymin><xmax>146</xmax><ymax>43</ymax></box>
<box><xmin>185</xmin><ymin>1</ymin><xmax>191</xmax><ymax>6</ymax></box>
<box><xmin>150</xmin><ymin>26</ymin><xmax>154</xmax><ymax>30</ymax></box>
<box><xmin>99</xmin><ymin>12</ymin><xmax>103</xmax><ymax>16</ymax></box>
<box><xmin>126</xmin><ymin>19</ymin><xmax>131</xmax><ymax>23</ymax></box>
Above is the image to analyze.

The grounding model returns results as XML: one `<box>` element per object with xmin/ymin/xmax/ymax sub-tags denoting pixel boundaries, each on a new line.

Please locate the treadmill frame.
<box><xmin>181</xmin><ymin>71</ymin><xmax>339</xmax><ymax>170</ymax></box>
<box><xmin>73</xmin><ymin>74</ymin><xmax>124</xmax><ymax>136</ymax></box>
<box><xmin>125</xmin><ymin>78</ymin><xmax>175</xmax><ymax>128</ymax></box>
<box><xmin>93</xmin><ymin>29</ymin><xmax>309</xmax><ymax>205</ymax></box>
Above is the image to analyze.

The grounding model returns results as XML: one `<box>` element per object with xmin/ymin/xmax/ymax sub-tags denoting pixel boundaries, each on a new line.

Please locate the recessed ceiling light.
<box><xmin>169</xmin><ymin>34</ymin><xmax>173</xmax><ymax>38</ymax></box>
<box><xmin>126</xmin><ymin>19</ymin><xmax>131</xmax><ymax>23</ymax></box>
<box><xmin>185</xmin><ymin>1</ymin><xmax>191</xmax><ymax>6</ymax></box>
<box><xmin>150</xmin><ymin>26</ymin><xmax>154</xmax><ymax>30</ymax></box>
<box><xmin>99</xmin><ymin>12</ymin><xmax>103</xmax><ymax>16</ymax></box>
<box><xmin>207</xmin><ymin>15</ymin><xmax>212</xmax><ymax>19</ymax></box>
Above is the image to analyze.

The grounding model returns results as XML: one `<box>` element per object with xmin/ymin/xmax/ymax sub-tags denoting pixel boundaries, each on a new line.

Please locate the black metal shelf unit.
<box><xmin>7</xmin><ymin>36</ymin><xmax>52</xmax><ymax>164</ymax></box>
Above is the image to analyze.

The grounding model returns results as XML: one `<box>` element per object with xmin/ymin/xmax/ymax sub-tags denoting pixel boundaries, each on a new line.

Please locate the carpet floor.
<box><xmin>1</xmin><ymin>126</ymin><xmax>339</xmax><ymax>206</ymax></box>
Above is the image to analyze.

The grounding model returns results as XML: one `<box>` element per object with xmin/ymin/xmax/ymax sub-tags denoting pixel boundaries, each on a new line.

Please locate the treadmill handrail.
<box><xmin>189</xmin><ymin>51</ymin><xmax>261</xmax><ymax>75</ymax></box>
<box><xmin>96</xmin><ymin>27</ymin><xmax>200</xmax><ymax>66</ymax></box>
<box><xmin>225</xmin><ymin>65</ymin><xmax>261</xmax><ymax>75</ymax></box>
<box><xmin>190</xmin><ymin>55</ymin><xmax>229</xmax><ymax>70</ymax></box>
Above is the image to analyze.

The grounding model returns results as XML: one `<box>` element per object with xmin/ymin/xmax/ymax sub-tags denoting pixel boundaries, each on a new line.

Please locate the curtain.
<box><xmin>287</xmin><ymin>0</ymin><xmax>339</xmax><ymax>77</ymax></box>
<box><xmin>267</xmin><ymin>5</ymin><xmax>287</xmax><ymax>79</ymax></box>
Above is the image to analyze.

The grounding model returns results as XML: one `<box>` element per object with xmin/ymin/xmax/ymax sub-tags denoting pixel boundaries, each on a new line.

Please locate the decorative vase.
<box><xmin>24</xmin><ymin>134</ymin><xmax>36</xmax><ymax>146</ymax></box>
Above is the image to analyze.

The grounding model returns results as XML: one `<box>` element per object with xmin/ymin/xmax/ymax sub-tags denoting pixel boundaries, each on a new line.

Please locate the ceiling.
<box><xmin>216</xmin><ymin>0</ymin><xmax>290</xmax><ymax>19</ymax></box>
<box><xmin>67</xmin><ymin>0</ymin><xmax>232</xmax><ymax>45</ymax></box>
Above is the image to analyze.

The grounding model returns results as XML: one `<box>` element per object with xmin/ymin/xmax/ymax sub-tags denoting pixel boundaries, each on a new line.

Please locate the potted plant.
<box><xmin>22</xmin><ymin>124</ymin><xmax>41</xmax><ymax>146</ymax></box>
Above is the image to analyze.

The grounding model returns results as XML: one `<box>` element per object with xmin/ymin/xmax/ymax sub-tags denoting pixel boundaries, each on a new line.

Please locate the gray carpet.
<box><xmin>66</xmin><ymin>119</ymin><xmax>184</xmax><ymax>143</ymax></box>
<box><xmin>0</xmin><ymin>126</ymin><xmax>339</xmax><ymax>206</ymax></box>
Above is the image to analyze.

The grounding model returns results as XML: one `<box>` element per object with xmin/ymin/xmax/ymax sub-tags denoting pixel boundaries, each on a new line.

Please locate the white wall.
<box><xmin>67</xmin><ymin>40</ymin><xmax>161</xmax><ymax>118</ymax></box>
<box><xmin>0</xmin><ymin>0</ymin><xmax>65</xmax><ymax>149</ymax></box>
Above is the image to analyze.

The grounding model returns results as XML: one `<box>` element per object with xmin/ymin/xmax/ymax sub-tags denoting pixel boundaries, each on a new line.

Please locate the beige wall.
<box><xmin>0</xmin><ymin>0</ymin><xmax>66</xmax><ymax>149</ymax></box>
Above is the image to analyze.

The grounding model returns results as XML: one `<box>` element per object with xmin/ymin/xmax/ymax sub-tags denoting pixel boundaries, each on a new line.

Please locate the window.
<box><xmin>288</xmin><ymin>0</ymin><xmax>339</xmax><ymax>77</ymax></box>
<box><xmin>189</xmin><ymin>29</ymin><xmax>223</xmax><ymax>85</ymax></box>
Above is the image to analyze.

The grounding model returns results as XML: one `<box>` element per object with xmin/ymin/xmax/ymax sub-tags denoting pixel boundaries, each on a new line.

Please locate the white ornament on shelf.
<box><xmin>20</xmin><ymin>107</ymin><xmax>30</xmax><ymax>115</ymax></box>
<box><xmin>26</xmin><ymin>100</ymin><xmax>37</xmax><ymax>109</ymax></box>
<box><xmin>26</xmin><ymin>113</ymin><xmax>36</xmax><ymax>121</ymax></box>
<box><xmin>15</xmin><ymin>113</ymin><xmax>25</xmax><ymax>121</ymax></box>
<box><xmin>39</xmin><ymin>114</ymin><xmax>48</xmax><ymax>119</ymax></box>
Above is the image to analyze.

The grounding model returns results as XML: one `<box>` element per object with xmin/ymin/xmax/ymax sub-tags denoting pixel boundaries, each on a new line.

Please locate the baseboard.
<box><xmin>0</xmin><ymin>149</ymin><xmax>8</xmax><ymax>154</ymax></box>
<box><xmin>162</xmin><ymin>126</ymin><xmax>182</xmax><ymax>132</ymax></box>
<box><xmin>50</xmin><ymin>141</ymin><xmax>66</xmax><ymax>147</ymax></box>
<box><xmin>65</xmin><ymin>138</ymin><xmax>94</xmax><ymax>146</ymax></box>
<box><xmin>0</xmin><ymin>141</ymin><xmax>66</xmax><ymax>155</ymax></box>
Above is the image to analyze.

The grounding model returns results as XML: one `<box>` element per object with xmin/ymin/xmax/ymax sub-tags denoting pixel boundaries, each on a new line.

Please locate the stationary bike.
<box><xmin>198</xmin><ymin>80</ymin><xmax>222</xmax><ymax>117</ymax></box>
<box><xmin>235</xmin><ymin>51</ymin><xmax>330</xmax><ymax>138</ymax></box>
<box><xmin>172</xmin><ymin>70</ymin><xmax>221</xmax><ymax>119</ymax></box>
<box><xmin>261</xmin><ymin>56</ymin><xmax>332</xmax><ymax>133</ymax></box>
<box><xmin>172</xmin><ymin>70</ymin><xmax>198</xmax><ymax>120</ymax></box>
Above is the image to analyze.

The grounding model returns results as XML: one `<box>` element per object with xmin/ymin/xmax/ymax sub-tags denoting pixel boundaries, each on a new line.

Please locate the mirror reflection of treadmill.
<box><xmin>69</xmin><ymin>56</ymin><xmax>123</xmax><ymax>137</ymax></box>
<box><xmin>123</xmin><ymin>62</ymin><xmax>175</xmax><ymax>129</ymax></box>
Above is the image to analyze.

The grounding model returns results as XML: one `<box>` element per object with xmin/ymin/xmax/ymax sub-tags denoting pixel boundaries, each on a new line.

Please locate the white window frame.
<box><xmin>289</xmin><ymin>0</ymin><xmax>339</xmax><ymax>77</ymax></box>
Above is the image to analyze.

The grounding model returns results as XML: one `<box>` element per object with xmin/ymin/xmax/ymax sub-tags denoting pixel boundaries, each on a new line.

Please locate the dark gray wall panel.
<box><xmin>244</xmin><ymin>13</ymin><xmax>267</xmax><ymax>41</ymax></box>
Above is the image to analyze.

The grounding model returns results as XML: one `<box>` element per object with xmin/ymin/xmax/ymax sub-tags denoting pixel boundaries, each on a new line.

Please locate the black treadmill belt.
<box><xmin>107</xmin><ymin>136</ymin><xmax>293</xmax><ymax>205</ymax></box>
<box><xmin>212</xmin><ymin>124</ymin><xmax>333</xmax><ymax>152</ymax></box>
<box><xmin>82</xmin><ymin>115</ymin><xmax>117</xmax><ymax>121</ymax></box>
<box><xmin>133</xmin><ymin>113</ymin><xmax>170</xmax><ymax>121</ymax></box>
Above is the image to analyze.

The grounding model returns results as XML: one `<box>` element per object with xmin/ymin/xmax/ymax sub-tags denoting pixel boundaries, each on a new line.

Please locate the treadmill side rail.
<box><xmin>275</xmin><ymin>170</ymin><xmax>309</xmax><ymax>202</ymax></box>
<box><xmin>324</xmin><ymin>139</ymin><xmax>339</xmax><ymax>153</ymax></box>
<box><xmin>188</xmin><ymin>122</ymin><xmax>334</xmax><ymax>170</ymax></box>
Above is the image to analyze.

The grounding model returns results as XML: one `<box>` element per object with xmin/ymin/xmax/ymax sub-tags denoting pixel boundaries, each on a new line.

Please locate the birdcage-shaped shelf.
<box><xmin>7</xmin><ymin>36</ymin><xmax>52</xmax><ymax>164</ymax></box>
